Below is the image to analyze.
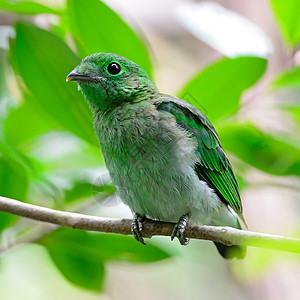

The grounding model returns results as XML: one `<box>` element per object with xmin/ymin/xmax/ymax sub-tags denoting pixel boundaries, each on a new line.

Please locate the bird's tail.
<box><xmin>213</xmin><ymin>218</ymin><xmax>246</xmax><ymax>259</ymax></box>
<box><xmin>213</xmin><ymin>241</ymin><xmax>246</xmax><ymax>259</ymax></box>
<box><xmin>212</xmin><ymin>207</ymin><xmax>247</xmax><ymax>259</ymax></box>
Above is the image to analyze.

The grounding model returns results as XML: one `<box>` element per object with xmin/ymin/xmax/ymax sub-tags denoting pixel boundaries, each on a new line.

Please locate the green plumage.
<box><xmin>155</xmin><ymin>99</ymin><xmax>242</xmax><ymax>213</ymax></box>
<box><xmin>67</xmin><ymin>52</ymin><xmax>246</xmax><ymax>259</ymax></box>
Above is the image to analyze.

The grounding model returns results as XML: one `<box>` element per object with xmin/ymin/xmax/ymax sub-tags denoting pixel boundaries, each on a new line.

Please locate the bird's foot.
<box><xmin>171</xmin><ymin>214</ymin><xmax>190</xmax><ymax>245</ymax></box>
<box><xmin>131</xmin><ymin>213</ymin><xmax>148</xmax><ymax>245</ymax></box>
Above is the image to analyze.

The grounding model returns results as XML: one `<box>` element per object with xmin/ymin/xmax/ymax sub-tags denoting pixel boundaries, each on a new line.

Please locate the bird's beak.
<box><xmin>66</xmin><ymin>70</ymin><xmax>95</xmax><ymax>82</ymax></box>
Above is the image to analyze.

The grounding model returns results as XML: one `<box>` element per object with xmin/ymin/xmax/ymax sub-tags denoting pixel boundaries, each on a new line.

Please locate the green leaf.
<box><xmin>0</xmin><ymin>150</ymin><xmax>29</xmax><ymax>232</ymax></box>
<box><xmin>283</xmin><ymin>103</ymin><xmax>300</xmax><ymax>120</ymax></box>
<box><xmin>40</xmin><ymin>228</ymin><xmax>171</xmax><ymax>291</ymax></box>
<box><xmin>273</xmin><ymin>67</ymin><xmax>300</xmax><ymax>88</ymax></box>
<box><xmin>65</xmin><ymin>180</ymin><xmax>115</xmax><ymax>203</ymax></box>
<box><xmin>64</xmin><ymin>182</ymin><xmax>93</xmax><ymax>203</ymax></box>
<box><xmin>269</xmin><ymin>0</ymin><xmax>300</xmax><ymax>46</ymax></box>
<box><xmin>279</xmin><ymin>104</ymin><xmax>300</xmax><ymax>133</ymax></box>
<box><xmin>11</xmin><ymin>22</ymin><xmax>97</xmax><ymax>145</ymax></box>
<box><xmin>53</xmin><ymin>247</ymin><xmax>105</xmax><ymax>291</ymax></box>
<box><xmin>0</xmin><ymin>0</ymin><xmax>62</xmax><ymax>15</ymax></box>
<box><xmin>0</xmin><ymin>138</ymin><xmax>37</xmax><ymax>175</ymax></box>
<box><xmin>0</xmin><ymin>157</ymin><xmax>28</xmax><ymax>200</ymax></box>
<box><xmin>4</xmin><ymin>100</ymin><xmax>57</xmax><ymax>146</ymax></box>
<box><xmin>0</xmin><ymin>211</ymin><xmax>16</xmax><ymax>232</ymax></box>
<box><xmin>0</xmin><ymin>49</ymin><xmax>7</xmax><ymax>101</ymax></box>
<box><xmin>178</xmin><ymin>56</ymin><xmax>267</xmax><ymax>122</ymax></box>
<box><xmin>92</xmin><ymin>183</ymin><xmax>116</xmax><ymax>203</ymax></box>
<box><xmin>45</xmin><ymin>241</ymin><xmax>105</xmax><ymax>291</ymax></box>
<box><xmin>219</xmin><ymin>122</ymin><xmax>300</xmax><ymax>176</ymax></box>
<box><xmin>67</xmin><ymin>0</ymin><xmax>152</xmax><ymax>76</ymax></box>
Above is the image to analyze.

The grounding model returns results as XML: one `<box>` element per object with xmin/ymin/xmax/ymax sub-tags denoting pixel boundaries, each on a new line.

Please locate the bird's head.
<box><xmin>66</xmin><ymin>52</ymin><xmax>157</xmax><ymax>113</ymax></box>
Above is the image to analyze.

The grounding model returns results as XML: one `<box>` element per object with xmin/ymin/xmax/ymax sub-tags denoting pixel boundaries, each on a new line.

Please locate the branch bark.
<box><xmin>0</xmin><ymin>196</ymin><xmax>300</xmax><ymax>253</ymax></box>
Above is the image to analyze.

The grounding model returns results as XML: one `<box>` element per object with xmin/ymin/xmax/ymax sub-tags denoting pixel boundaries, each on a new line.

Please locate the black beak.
<box><xmin>66</xmin><ymin>70</ymin><xmax>95</xmax><ymax>82</ymax></box>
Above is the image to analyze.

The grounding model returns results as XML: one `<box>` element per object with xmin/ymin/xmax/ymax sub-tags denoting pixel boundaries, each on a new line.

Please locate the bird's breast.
<box><xmin>93</xmin><ymin>104</ymin><xmax>208</xmax><ymax>221</ymax></box>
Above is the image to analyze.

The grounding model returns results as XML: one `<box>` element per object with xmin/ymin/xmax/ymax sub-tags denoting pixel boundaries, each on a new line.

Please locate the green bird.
<box><xmin>67</xmin><ymin>53</ymin><xmax>246</xmax><ymax>259</ymax></box>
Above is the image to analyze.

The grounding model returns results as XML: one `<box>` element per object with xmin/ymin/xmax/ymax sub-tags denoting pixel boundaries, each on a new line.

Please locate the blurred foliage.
<box><xmin>273</xmin><ymin>67</ymin><xmax>300</xmax><ymax>87</ymax></box>
<box><xmin>269</xmin><ymin>0</ymin><xmax>300</xmax><ymax>46</ymax></box>
<box><xmin>4</xmin><ymin>100</ymin><xmax>57</xmax><ymax>146</ymax></box>
<box><xmin>0</xmin><ymin>49</ymin><xmax>7</xmax><ymax>100</ymax></box>
<box><xmin>39</xmin><ymin>228</ymin><xmax>171</xmax><ymax>291</ymax></box>
<box><xmin>219</xmin><ymin>122</ymin><xmax>300</xmax><ymax>176</ymax></box>
<box><xmin>12</xmin><ymin>22</ymin><xmax>97</xmax><ymax>145</ymax></box>
<box><xmin>0</xmin><ymin>0</ymin><xmax>300</xmax><ymax>293</ymax></box>
<box><xmin>67</xmin><ymin>0</ymin><xmax>152</xmax><ymax>76</ymax></box>
<box><xmin>178</xmin><ymin>56</ymin><xmax>267</xmax><ymax>122</ymax></box>
<box><xmin>0</xmin><ymin>0</ymin><xmax>61</xmax><ymax>15</ymax></box>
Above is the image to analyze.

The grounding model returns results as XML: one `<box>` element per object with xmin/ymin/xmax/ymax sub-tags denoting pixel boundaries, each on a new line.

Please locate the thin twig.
<box><xmin>0</xmin><ymin>196</ymin><xmax>300</xmax><ymax>253</ymax></box>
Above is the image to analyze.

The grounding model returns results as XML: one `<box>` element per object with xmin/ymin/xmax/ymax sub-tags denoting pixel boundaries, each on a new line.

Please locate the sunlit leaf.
<box><xmin>40</xmin><ymin>228</ymin><xmax>171</xmax><ymax>290</ymax></box>
<box><xmin>67</xmin><ymin>0</ymin><xmax>152</xmax><ymax>76</ymax></box>
<box><xmin>0</xmin><ymin>0</ymin><xmax>61</xmax><ymax>15</ymax></box>
<box><xmin>219</xmin><ymin>122</ymin><xmax>300</xmax><ymax>176</ymax></box>
<box><xmin>269</xmin><ymin>0</ymin><xmax>300</xmax><ymax>46</ymax></box>
<box><xmin>11</xmin><ymin>22</ymin><xmax>97</xmax><ymax>145</ymax></box>
<box><xmin>178</xmin><ymin>57</ymin><xmax>267</xmax><ymax>122</ymax></box>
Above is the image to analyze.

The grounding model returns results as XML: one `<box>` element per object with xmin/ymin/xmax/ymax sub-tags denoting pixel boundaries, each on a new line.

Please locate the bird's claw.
<box><xmin>131</xmin><ymin>213</ymin><xmax>148</xmax><ymax>245</ymax></box>
<box><xmin>171</xmin><ymin>214</ymin><xmax>190</xmax><ymax>246</ymax></box>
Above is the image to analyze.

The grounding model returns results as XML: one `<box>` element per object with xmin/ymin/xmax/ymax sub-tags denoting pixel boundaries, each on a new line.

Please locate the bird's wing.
<box><xmin>152</xmin><ymin>94</ymin><xmax>243</xmax><ymax>215</ymax></box>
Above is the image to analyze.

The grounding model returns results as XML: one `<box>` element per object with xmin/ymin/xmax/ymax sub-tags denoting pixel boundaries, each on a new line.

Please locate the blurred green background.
<box><xmin>0</xmin><ymin>0</ymin><xmax>300</xmax><ymax>299</ymax></box>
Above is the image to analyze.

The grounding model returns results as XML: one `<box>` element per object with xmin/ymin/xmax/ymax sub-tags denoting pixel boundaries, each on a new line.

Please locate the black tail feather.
<box><xmin>214</xmin><ymin>242</ymin><xmax>246</xmax><ymax>259</ymax></box>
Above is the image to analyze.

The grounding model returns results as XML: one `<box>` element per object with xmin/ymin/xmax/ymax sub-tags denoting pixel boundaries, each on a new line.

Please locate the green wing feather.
<box><xmin>153</xmin><ymin>95</ymin><xmax>243</xmax><ymax>214</ymax></box>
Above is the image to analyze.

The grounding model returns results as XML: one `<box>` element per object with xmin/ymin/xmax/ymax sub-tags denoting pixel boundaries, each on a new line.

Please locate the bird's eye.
<box><xmin>107</xmin><ymin>62</ymin><xmax>122</xmax><ymax>75</ymax></box>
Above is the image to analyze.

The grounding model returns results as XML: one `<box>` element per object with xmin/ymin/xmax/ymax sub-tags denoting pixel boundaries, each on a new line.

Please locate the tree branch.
<box><xmin>0</xmin><ymin>196</ymin><xmax>300</xmax><ymax>253</ymax></box>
